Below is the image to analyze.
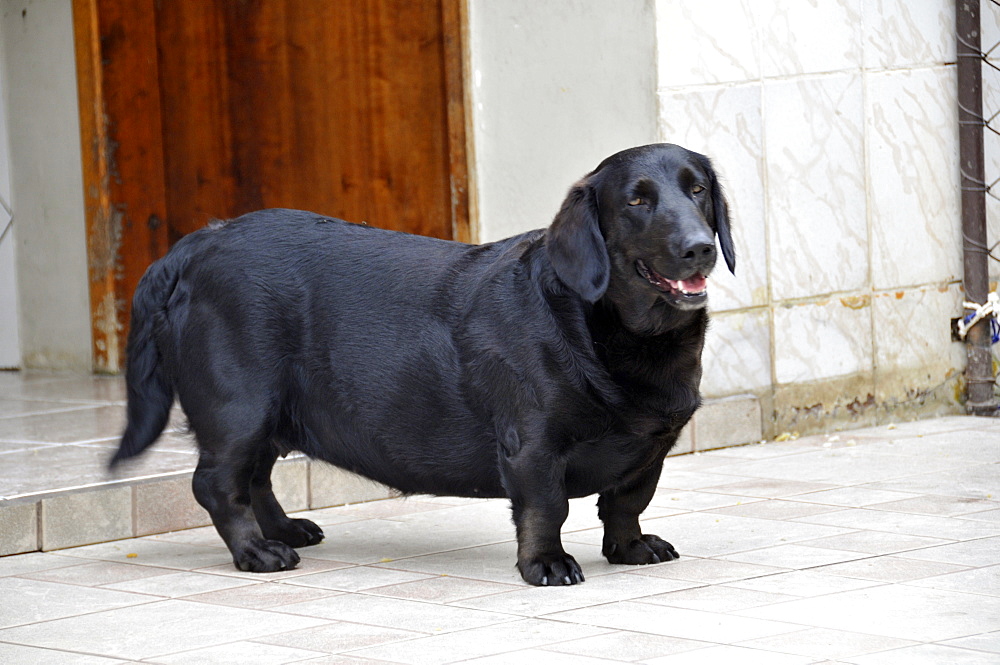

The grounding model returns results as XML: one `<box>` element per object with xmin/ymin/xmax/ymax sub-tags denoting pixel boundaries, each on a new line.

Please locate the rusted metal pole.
<box><xmin>957</xmin><ymin>0</ymin><xmax>997</xmax><ymax>415</ymax></box>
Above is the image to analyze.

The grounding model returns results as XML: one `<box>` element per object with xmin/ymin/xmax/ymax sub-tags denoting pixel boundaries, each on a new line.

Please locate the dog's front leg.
<box><xmin>503</xmin><ymin>447</ymin><xmax>584</xmax><ymax>586</ymax></box>
<box><xmin>598</xmin><ymin>453</ymin><xmax>679</xmax><ymax>565</ymax></box>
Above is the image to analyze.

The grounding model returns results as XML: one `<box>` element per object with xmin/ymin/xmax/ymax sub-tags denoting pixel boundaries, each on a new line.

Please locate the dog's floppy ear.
<box><xmin>702</xmin><ymin>156</ymin><xmax>736</xmax><ymax>275</ymax></box>
<box><xmin>546</xmin><ymin>179</ymin><xmax>610</xmax><ymax>303</ymax></box>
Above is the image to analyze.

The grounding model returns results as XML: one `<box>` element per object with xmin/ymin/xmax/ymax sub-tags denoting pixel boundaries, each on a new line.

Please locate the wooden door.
<box><xmin>74</xmin><ymin>0</ymin><xmax>472</xmax><ymax>373</ymax></box>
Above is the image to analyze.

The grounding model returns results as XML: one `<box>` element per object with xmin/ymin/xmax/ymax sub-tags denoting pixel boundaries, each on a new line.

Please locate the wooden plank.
<box><xmin>76</xmin><ymin>0</ymin><xmax>170</xmax><ymax>372</ymax></box>
<box><xmin>73</xmin><ymin>0</ymin><xmax>116</xmax><ymax>372</ymax></box>
<box><xmin>443</xmin><ymin>0</ymin><xmax>476</xmax><ymax>244</ymax></box>
<box><xmin>78</xmin><ymin>0</ymin><xmax>469</xmax><ymax>372</ymax></box>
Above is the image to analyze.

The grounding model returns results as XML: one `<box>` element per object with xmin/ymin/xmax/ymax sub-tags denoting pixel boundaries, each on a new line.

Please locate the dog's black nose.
<box><xmin>679</xmin><ymin>236</ymin><xmax>716</xmax><ymax>268</ymax></box>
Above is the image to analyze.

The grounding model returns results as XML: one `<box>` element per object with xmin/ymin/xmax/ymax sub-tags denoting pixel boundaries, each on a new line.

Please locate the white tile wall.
<box><xmin>873</xmin><ymin>283</ymin><xmax>965</xmax><ymax>382</ymax></box>
<box><xmin>773</xmin><ymin>298</ymin><xmax>873</xmax><ymax>385</ymax></box>
<box><xmin>702</xmin><ymin>308</ymin><xmax>772</xmax><ymax>396</ymax></box>
<box><xmin>764</xmin><ymin>74</ymin><xmax>867</xmax><ymax>301</ymax></box>
<box><xmin>757</xmin><ymin>0</ymin><xmax>863</xmax><ymax>77</ymax></box>
<box><xmin>658</xmin><ymin>0</ymin><xmax>970</xmax><ymax>418</ymax></box>
<box><xmin>862</xmin><ymin>0</ymin><xmax>955</xmax><ymax>69</ymax></box>
<box><xmin>867</xmin><ymin>67</ymin><xmax>961</xmax><ymax>290</ymax></box>
<box><xmin>659</xmin><ymin>83</ymin><xmax>766</xmax><ymax>311</ymax></box>
<box><xmin>656</xmin><ymin>0</ymin><xmax>759</xmax><ymax>87</ymax></box>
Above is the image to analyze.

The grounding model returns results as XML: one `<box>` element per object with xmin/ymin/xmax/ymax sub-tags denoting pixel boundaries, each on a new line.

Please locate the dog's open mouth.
<box><xmin>636</xmin><ymin>259</ymin><xmax>708</xmax><ymax>308</ymax></box>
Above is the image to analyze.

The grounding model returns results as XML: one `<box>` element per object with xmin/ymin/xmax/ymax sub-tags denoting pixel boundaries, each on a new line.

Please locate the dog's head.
<box><xmin>546</xmin><ymin>143</ymin><xmax>735</xmax><ymax>332</ymax></box>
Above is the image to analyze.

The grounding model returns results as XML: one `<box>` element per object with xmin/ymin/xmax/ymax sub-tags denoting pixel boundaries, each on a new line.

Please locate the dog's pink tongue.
<box><xmin>681</xmin><ymin>274</ymin><xmax>707</xmax><ymax>293</ymax></box>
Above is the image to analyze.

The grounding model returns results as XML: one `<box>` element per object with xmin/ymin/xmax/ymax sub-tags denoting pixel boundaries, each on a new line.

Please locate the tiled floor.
<box><xmin>2</xmin><ymin>373</ymin><xmax>1000</xmax><ymax>663</ymax></box>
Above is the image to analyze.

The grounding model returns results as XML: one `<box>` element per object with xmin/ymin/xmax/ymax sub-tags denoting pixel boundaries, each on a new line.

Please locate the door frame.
<box><xmin>72</xmin><ymin>0</ymin><xmax>476</xmax><ymax>373</ymax></box>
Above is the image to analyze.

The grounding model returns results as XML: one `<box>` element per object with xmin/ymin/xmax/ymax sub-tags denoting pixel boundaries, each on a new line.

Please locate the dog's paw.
<box><xmin>233</xmin><ymin>538</ymin><xmax>302</xmax><ymax>572</ymax></box>
<box><xmin>517</xmin><ymin>551</ymin><xmax>585</xmax><ymax>586</ymax></box>
<box><xmin>263</xmin><ymin>518</ymin><xmax>325</xmax><ymax>548</ymax></box>
<box><xmin>604</xmin><ymin>534</ymin><xmax>679</xmax><ymax>565</ymax></box>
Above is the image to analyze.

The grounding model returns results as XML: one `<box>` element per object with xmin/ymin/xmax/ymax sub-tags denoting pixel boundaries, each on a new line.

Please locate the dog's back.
<box><xmin>114</xmin><ymin>209</ymin><xmax>541</xmax><ymax>496</ymax></box>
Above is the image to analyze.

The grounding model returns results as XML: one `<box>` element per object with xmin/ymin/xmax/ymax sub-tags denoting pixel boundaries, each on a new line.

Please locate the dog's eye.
<box><xmin>627</xmin><ymin>198</ymin><xmax>645</xmax><ymax>207</ymax></box>
<box><xmin>692</xmin><ymin>185</ymin><xmax>705</xmax><ymax>195</ymax></box>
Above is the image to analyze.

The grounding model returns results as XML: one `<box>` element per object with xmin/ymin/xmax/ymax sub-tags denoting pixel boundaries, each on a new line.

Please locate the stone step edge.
<box><xmin>0</xmin><ymin>394</ymin><xmax>762</xmax><ymax>557</ymax></box>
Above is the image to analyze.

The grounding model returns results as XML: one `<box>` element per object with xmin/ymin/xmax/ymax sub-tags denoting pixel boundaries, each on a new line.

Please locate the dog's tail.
<box><xmin>110</xmin><ymin>250</ymin><xmax>186</xmax><ymax>468</ymax></box>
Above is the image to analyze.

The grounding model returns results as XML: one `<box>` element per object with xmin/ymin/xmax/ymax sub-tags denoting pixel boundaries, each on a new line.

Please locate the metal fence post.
<box><xmin>957</xmin><ymin>0</ymin><xmax>998</xmax><ymax>415</ymax></box>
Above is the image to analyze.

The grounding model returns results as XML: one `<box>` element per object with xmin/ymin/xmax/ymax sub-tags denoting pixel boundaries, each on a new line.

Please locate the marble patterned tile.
<box><xmin>369</xmin><ymin>575</ymin><xmax>521</xmax><ymax>603</ymax></box>
<box><xmin>0</xmin><ymin>405</ymin><xmax>126</xmax><ymax>443</ymax></box>
<box><xmin>347</xmin><ymin>618</ymin><xmax>607</xmax><ymax>665</ymax></box>
<box><xmin>867</xmin><ymin>66</ymin><xmax>960</xmax><ymax>289</ymax></box>
<box><xmin>636</xmin><ymin>511</ymin><xmax>851</xmax><ymax>559</ymax></box>
<box><xmin>773</xmin><ymin>298</ymin><xmax>872</xmax><ymax>384</ymax></box>
<box><xmin>101</xmin><ymin>570</ymin><xmax>256</xmax><ymax>598</ymax></box>
<box><xmin>726</xmin><ymin>569</ymin><xmax>881</xmax><ymax>597</ymax></box>
<box><xmin>252</xmin><ymin>621</ymin><xmax>424</xmax><ymax>656</ymax></box>
<box><xmin>815</xmin><ymin>555</ymin><xmax>970</xmax><ymax>582</ymax></box>
<box><xmin>758</xmin><ymin>0</ymin><xmax>862</xmax><ymax>77</ymax></box>
<box><xmin>851</xmin><ymin>643</ymin><xmax>1000</xmax><ymax>665</ymax></box>
<box><xmin>701</xmin><ymin>308</ymin><xmax>772</xmax><ymax>397</ymax></box>
<box><xmin>0</xmin><ymin>444</ymin><xmax>196</xmax><ymax>499</ymax></box>
<box><xmin>943</xmin><ymin>630</ymin><xmax>1000</xmax><ymax>654</ymax></box>
<box><xmin>905</xmin><ymin>564</ymin><xmax>1000</xmax><ymax>596</ymax></box>
<box><xmin>149</xmin><ymin>641</ymin><xmax>326</xmax><ymax>665</ymax></box>
<box><xmin>793</xmin><ymin>507</ymin><xmax>1000</xmax><ymax>541</ymax></box>
<box><xmin>0</xmin><ymin>643</ymin><xmax>130</xmax><ymax>664</ymax></box>
<box><xmin>542</xmin><ymin>630</ymin><xmax>708</xmax><ymax>661</ymax></box>
<box><xmin>764</xmin><ymin>74</ymin><xmax>867</xmax><ymax>300</ymax></box>
<box><xmin>739</xmin><ymin>584</ymin><xmax>1000</xmax><ymax>642</ymax></box>
<box><xmin>279</xmin><ymin>593</ymin><xmax>516</xmax><ymax>634</ymax></box>
<box><xmin>283</xmin><ymin>566</ymin><xmax>433</xmax><ymax>593</ymax></box>
<box><xmin>453</xmin><ymin>571</ymin><xmax>696</xmax><ymax>617</ymax></box>
<box><xmin>656</xmin><ymin>0</ymin><xmax>759</xmax><ymax>87</ymax></box>
<box><xmin>0</xmin><ymin>399</ymin><xmax>98</xmax><ymax>419</ymax></box>
<box><xmin>659</xmin><ymin>83</ymin><xmax>766</xmax><ymax>311</ymax></box>
<box><xmin>0</xmin><ymin>375</ymin><xmax>126</xmax><ymax>404</ymax></box>
<box><xmin>545</xmin><ymin>600</ymin><xmax>803</xmax><ymax>643</ymax></box>
<box><xmin>714</xmin><ymin>446</ymin><xmax>970</xmax><ymax>486</ymax></box>
<box><xmin>0</xmin><ymin>576</ymin><xmax>155</xmax><ymax>629</ymax></box>
<box><xmin>719</xmin><ymin>543</ymin><xmax>867</xmax><ymax>569</ymax></box>
<box><xmin>625</xmin><ymin>557</ymin><xmax>789</xmax><ymax>584</ymax></box>
<box><xmin>862</xmin><ymin>0</ymin><xmax>955</xmax><ymax>69</ymax></box>
<box><xmin>643</xmin><ymin>644</ymin><xmax>813</xmax><ymax>665</ymax></box>
<box><xmin>183</xmin><ymin>581</ymin><xmax>340</xmax><ymax>609</ymax></box>
<box><xmin>865</xmin><ymin>463</ymin><xmax>1000</xmax><ymax>499</ymax></box>
<box><xmin>739</xmin><ymin>627</ymin><xmax>916</xmax><ymax>661</ymax></box>
<box><xmin>639</xmin><ymin>584</ymin><xmax>798</xmax><ymax>613</ymax></box>
<box><xmin>796</xmin><ymin>531</ymin><xmax>951</xmax><ymax>556</ymax></box>
<box><xmin>40</xmin><ymin>486</ymin><xmax>132</xmax><ymax>551</ymax></box>
<box><xmin>0</xmin><ymin>599</ymin><xmax>328</xmax><ymax>660</ymax></box>
<box><xmin>894</xmin><ymin>536</ymin><xmax>1000</xmax><ymax>568</ymax></box>
<box><xmin>872</xmin><ymin>284</ymin><xmax>965</xmax><ymax>402</ymax></box>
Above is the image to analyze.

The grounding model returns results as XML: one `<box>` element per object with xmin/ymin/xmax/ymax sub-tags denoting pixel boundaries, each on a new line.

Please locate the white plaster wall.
<box><xmin>657</xmin><ymin>0</ymin><xmax>965</xmax><ymax>416</ymax></box>
<box><xmin>468</xmin><ymin>0</ymin><xmax>658</xmax><ymax>242</ymax></box>
<box><xmin>1</xmin><ymin>0</ymin><xmax>91</xmax><ymax>371</ymax></box>
<box><xmin>0</xmin><ymin>11</ymin><xmax>19</xmax><ymax>369</ymax></box>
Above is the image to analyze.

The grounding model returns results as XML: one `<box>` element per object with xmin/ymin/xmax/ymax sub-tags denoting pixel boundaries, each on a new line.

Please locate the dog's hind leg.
<box><xmin>249</xmin><ymin>445</ymin><xmax>324</xmax><ymax>548</ymax></box>
<box><xmin>192</xmin><ymin>440</ymin><xmax>301</xmax><ymax>572</ymax></box>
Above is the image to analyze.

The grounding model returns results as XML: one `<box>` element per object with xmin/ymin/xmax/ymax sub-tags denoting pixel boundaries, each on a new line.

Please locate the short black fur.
<box><xmin>113</xmin><ymin>143</ymin><xmax>735</xmax><ymax>585</ymax></box>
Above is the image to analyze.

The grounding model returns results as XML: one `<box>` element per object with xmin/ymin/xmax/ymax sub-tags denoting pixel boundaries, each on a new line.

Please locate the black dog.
<box><xmin>112</xmin><ymin>143</ymin><xmax>735</xmax><ymax>586</ymax></box>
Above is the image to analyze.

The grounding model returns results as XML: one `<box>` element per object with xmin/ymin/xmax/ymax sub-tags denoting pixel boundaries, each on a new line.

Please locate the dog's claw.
<box><xmin>603</xmin><ymin>534</ymin><xmax>678</xmax><ymax>566</ymax></box>
<box><xmin>518</xmin><ymin>551</ymin><xmax>584</xmax><ymax>586</ymax></box>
